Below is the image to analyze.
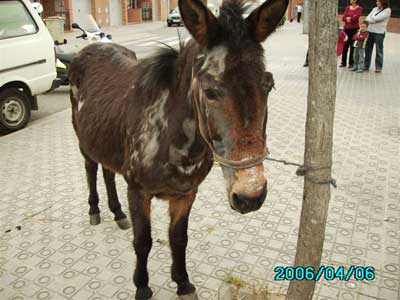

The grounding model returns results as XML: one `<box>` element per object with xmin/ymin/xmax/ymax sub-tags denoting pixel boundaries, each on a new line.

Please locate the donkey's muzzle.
<box><xmin>231</xmin><ymin>183</ymin><xmax>267</xmax><ymax>214</ymax></box>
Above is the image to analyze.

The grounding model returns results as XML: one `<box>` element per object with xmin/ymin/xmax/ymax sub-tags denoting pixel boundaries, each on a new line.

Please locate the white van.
<box><xmin>0</xmin><ymin>0</ymin><xmax>57</xmax><ymax>133</ymax></box>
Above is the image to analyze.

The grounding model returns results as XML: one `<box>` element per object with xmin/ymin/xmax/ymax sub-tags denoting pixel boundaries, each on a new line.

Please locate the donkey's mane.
<box><xmin>217</xmin><ymin>0</ymin><xmax>252</xmax><ymax>49</ymax></box>
<box><xmin>135</xmin><ymin>45</ymin><xmax>182</xmax><ymax>97</ymax></box>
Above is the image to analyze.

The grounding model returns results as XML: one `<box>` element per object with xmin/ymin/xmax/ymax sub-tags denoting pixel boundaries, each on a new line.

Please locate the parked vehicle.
<box><xmin>167</xmin><ymin>7</ymin><xmax>183</xmax><ymax>27</ymax></box>
<box><xmin>242</xmin><ymin>2</ymin><xmax>285</xmax><ymax>26</ymax></box>
<box><xmin>53</xmin><ymin>20</ymin><xmax>113</xmax><ymax>88</ymax></box>
<box><xmin>0</xmin><ymin>0</ymin><xmax>57</xmax><ymax>134</ymax></box>
<box><xmin>242</xmin><ymin>2</ymin><xmax>259</xmax><ymax>18</ymax></box>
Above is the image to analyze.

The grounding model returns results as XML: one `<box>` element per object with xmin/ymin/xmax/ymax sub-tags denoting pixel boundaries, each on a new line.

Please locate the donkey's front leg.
<box><xmin>128</xmin><ymin>187</ymin><xmax>153</xmax><ymax>300</ymax></box>
<box><xmin>169</xmin><ymin>192</ymin><xmax>198</xmax><ymax>300</ymax></box>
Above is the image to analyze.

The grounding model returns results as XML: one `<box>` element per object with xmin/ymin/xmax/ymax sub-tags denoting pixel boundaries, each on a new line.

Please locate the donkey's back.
<box><xmin>69</xmin><ymin>43</ymin><xmax>138</xmax><ymax>173</ymax></box>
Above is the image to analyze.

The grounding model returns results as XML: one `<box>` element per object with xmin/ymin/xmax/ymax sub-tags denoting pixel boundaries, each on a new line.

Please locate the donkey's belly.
<box><xmin>73</xmin><ymin>108</ymin><xmax>125</xmax><ymax>173</ymax></box>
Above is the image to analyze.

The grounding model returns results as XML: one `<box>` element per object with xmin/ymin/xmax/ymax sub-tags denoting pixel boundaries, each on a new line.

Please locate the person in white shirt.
<box><xmin>364</xmin><ymin>0</ymin><xmax>392</xmax><ymax>72</ymax></box>
<box><xmin>296</xmin><ymin>4</ymin><xmax>303</xmax><ymax>23</ymax></box>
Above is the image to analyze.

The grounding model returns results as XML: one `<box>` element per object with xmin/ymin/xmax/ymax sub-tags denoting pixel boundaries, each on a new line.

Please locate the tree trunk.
<box><xmin>286</xmin><ymin>0</ymin><xmax>338</xmax><ymax>299</ymax></box>
<box><xmin>303</xmin><ymin>0</ymin><xmax>310</xmax><ymax>34</ymax></box>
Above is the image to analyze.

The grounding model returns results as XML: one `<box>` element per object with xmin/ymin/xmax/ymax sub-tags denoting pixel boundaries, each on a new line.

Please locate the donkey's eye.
<box><xmin>204</xmin><ymin>89</ymin><xmax>220</xmax><ymax>100</ymax></box>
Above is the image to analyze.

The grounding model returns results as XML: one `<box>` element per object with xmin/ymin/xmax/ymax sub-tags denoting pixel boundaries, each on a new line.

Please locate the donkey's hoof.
<box><xmin>89</xmin><ymin>214</ymin><xmax>101</xmax><ymax>225</ymax></box>
<box><xmin>135</xmin><ymin>286</ymin><xmax>153</xmax><ymax>300</ymax></box>
<box><xmin>177</xmin><ymin>281</ymin><xmax>196</xmax><ymax>299</ymax></box>
<box><xmin>116</xmin><ymin>217</ymin><xmax>131</xmax><ymax>230</ymax></box>
<box><xmin>177</xmin><ymin>292</ymin><xmax>198</xmax><ymax>300</ymax></box>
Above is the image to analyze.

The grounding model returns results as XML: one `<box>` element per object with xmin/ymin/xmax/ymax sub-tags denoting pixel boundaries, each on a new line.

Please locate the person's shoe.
<box><xmin>355</xmin><ymin>69</ymin><xmax>364</xmax><ymax>73</ymax></box>
<box><xmin>350</xmin><ymin>67</ymin><xmax>358</xmax><ymax>71</ymax></box>
<box><xmin>375</xmin><ymin>69</ymin><xmax>382</xmax><ymax>73</ymax></box>
<box><xmin>303</xmin><ymin>63</ymin><xmax>308</xmax><ymax>67</ymax></box>
<box><xmin>339</xmin><ymin>64</ymin><xmax>346</xmax><ymax>67</ymax></box>
<box><xmin>348</xmin><ymin>64</ymin><xmax>353</xmax><ymax>68</ymax></box>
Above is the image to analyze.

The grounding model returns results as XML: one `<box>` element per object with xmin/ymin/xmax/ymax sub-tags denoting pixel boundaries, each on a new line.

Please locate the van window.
<box><xmin>0</xmin><ymin>0</ymin><xmax>38</xmax><ymax>40</ymax></box>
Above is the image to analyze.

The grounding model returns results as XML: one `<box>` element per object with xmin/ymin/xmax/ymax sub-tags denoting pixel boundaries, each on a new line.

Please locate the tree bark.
<box><xmin>286</xmin><ymin>0</ymin><xmax>338</xmax><ymax>299</ymax></box>
<box><xmin>303</xmin><ymin>0</ymin><xmax>310</xmax><ymax>34</ymax></box>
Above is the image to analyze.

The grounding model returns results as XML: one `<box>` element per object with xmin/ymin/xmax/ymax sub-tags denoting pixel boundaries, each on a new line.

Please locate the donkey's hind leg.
<box><xmin>102</xmin><ymin>166</ymin><xmax>131</xmax><ymax>230</ymax></box>
<box><xmin>84</xmin><ymin>158</ymin><xmax>101</xmax><ymax>225</ymax></box>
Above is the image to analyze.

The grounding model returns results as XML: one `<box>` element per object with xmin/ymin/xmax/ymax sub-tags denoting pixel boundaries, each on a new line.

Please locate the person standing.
<box><xmin>340</xmin><ymin>0</ymin><xmax>363</xmax><ymax>68</ymax></box>
<box><xmin>364</xmin><ymin>0</ymin><xmax>392</xmax><ymax>73</ymax></box>
<box><xmin>304</xmin><ymin>25</ymin><xmax>348</xmax><ymax>68</ymax></box>
<box><xmin>337</xmin><ymin>26</ymin><xmax>349</xmax><ymax>58</ymax></box>
<box><xmin>351</xmin><ymin>21</ymin><xmax>369</xmax><ymax>73</ymax></box>
<box><xmin>296</xmin><ymin>4</ymin><xmax>303</xmax><ymax>23</ymax></box>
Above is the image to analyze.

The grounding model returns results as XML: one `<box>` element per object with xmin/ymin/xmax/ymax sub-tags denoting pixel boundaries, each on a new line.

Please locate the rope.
<box><xmin>265</xmin><ymin>157</ymin><xmax>337</xmax><ymax>188</ymax></box>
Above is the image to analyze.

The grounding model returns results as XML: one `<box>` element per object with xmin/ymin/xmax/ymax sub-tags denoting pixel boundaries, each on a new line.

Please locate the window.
<box><xmin>0</xmin><ymin>0</ymin><xmax>38</xmax><ymax>40</ymax></box>
<box><xmin>128</xmin><ymin>0</ymin><xmax>137</xmax><ymax>9</ymax></box>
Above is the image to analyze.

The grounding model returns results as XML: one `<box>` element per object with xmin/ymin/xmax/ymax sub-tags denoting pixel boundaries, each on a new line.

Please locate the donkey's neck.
<box><xmin>166</xmin><ymin>42</ymin><xmax>209</xmax><ymax>166</ymax></box>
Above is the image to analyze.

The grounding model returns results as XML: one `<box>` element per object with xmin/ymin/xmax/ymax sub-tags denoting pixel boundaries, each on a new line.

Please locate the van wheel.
<box><xmin>0</xmin><ymin>88</ymin><xmax>31</xmax><ymax>134</ymax></box>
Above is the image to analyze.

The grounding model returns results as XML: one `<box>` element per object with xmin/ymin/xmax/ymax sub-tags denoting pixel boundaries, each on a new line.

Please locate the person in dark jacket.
<box><xmin>340</xmin><ymin>0</ymin><xmax>363</xmax><ymax>68</ymax></box>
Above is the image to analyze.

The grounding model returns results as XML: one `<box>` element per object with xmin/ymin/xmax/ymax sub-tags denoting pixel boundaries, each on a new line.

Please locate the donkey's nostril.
<box><xmin>232</xmin><ymin>193</ymin><xmax>244</xmax><ymax>209</ymax></box>
<box><xmin>231</xmin><ymin>184</ymin><xmax>267</xmax><ymax>214</ymax></box>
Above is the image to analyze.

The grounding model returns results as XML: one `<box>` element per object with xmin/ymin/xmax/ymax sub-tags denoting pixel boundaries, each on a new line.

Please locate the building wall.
<box><xmin>110</xmin><ymin>0</ymin><xmax>123</xmax><ymax>26</ymax></box>
<box><xmin>91</xmin><ymin>0</ymin><xmax>110</xmax><ymax>27</ymax></box>
<box><xmin>387</xmin><ymin>17</ymin><xmax>400</xmax><ymax>33</ymax></box>
<box><xmin>288</xmin><ymin>0</ymin><xmax>303</xmax><ymax>22</ymax></box>
<box><xmin>169</xmin><ymin>0</ymin><xmax>177</xmax><ymax>10</ymax></box>
<box><xmin>41</xmin><ymin>0</ymin><xmax>56</xmax><ymax>17</ymax></box>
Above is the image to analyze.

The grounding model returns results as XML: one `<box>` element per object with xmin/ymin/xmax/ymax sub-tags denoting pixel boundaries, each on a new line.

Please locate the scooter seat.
<box><xmin>57</xmin><ymin>52</ymin><xmax>75</xmax><ymax>64</ymax></box>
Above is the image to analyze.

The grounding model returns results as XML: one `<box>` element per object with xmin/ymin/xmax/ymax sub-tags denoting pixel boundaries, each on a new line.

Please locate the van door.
<box><xmin>0</xmin><ymin>0</ymin><xmax>56</xmax><ymax>95</ymax></box>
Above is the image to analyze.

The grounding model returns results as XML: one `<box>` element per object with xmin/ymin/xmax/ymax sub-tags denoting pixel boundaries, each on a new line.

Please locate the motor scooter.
<box><xmin>53</xmin><ymin>16</ymin><xmax>112</xmax><ymax>88</ymax></box>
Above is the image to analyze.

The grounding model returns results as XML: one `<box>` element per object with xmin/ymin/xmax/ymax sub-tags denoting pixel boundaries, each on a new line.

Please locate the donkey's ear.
<box><xmin>246</xmin><ymin>0</ymin><xmax>289</xmax><ymax>43</ymax></box>
<box><xmin>179</xmin><ymin>0</ymin><xmax>219</xmax><ymax>48</ymax></box>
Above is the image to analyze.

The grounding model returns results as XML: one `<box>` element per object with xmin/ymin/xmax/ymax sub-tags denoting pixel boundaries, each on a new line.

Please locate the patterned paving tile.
<box><xmin>1</xmin><ymin>23</ymin><xmax>399</xmax><ymax>300</ymax></box>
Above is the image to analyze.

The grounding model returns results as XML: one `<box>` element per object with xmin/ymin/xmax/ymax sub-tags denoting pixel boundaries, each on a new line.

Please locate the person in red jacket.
<box><xmin>351</xmin><ymin>21</ymin><xmax>369</xmax><ymax>73</ymax></box>
<box><xmin>340</xmin><ymin>0</ymin><xmax>363</xmax><ymax>68</ymax></box>
<box><xmin>303</xmin><ymin>26</ymin><xmax>347</xmax><ymax>67</ymax></box>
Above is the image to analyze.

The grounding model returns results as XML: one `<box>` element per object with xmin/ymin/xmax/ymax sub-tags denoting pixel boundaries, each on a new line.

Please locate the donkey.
<box><xmin>69</xmin><ymin>0</ymin><xmax>288</xmax><ymax>299</ymax></box>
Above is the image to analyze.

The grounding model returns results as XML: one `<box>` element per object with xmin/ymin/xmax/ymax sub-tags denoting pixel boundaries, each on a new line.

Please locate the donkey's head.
<box><xmin>180</xmin><ymin>0</ymin><xmax>288</xmax><ymax>214</ymax></box>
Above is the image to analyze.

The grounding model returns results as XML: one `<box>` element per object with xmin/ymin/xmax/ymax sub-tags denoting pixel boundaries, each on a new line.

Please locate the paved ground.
<box><xmin>0</xmin><ymin>22</ymin><xmax>399</xmax><ymax>300</ymax></box>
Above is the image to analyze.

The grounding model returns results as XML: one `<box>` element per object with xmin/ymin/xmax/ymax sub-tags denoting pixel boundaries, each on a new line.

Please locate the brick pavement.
<box><xmin>0</xmin><ymin>22</ymin><xmax>399</xmax><ymax>300</ymax></box>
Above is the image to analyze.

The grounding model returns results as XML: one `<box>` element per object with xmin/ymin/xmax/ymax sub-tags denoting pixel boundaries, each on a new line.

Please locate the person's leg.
<box><xmin>351</xmin><ymin>48</ymin><xmax>359</xmax><ymax>71</ymax></box>
<box><xmin>303</xmin><ymin>50</ymin><xmax>309</xmax><ymax>67</ymax></box>
<box><xmin>355</xmin><ymin>48</ymin><xmax>364</xmax><ymax>73</ymax></box>
<box><xmin>348</xmin><ymin>28</ymin><xmax>358</xmax><ymax>67</ymax></box>
<box><xmin>341</xmin><ymin>29</ymin><xmax>351</xmax><ymax>66</ymax></box>
<box><xmin>374</xmin><ymin>33</ymin><xmax>385</xmax><ymax>71</ymax></box>
<box><xmin>297</xmin><ymin>12</ymin><xmax>300</xmax><ymax>22</ymax></box>
<box><xmin>364</xmin><ymin>32</ymin><xmax>375</xmax><ymax>70</ymax></box>
<box><xmin>358</xmin><ymin>48</ymin><xmax>365</xmax><ymax>71</ymax></box>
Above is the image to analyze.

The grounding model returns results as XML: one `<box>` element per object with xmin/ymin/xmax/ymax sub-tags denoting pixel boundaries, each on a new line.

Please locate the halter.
<box><xmin>192</xmin><ymin>78</ymin><xmax>270</xmax><ymax>170</ymax></box>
